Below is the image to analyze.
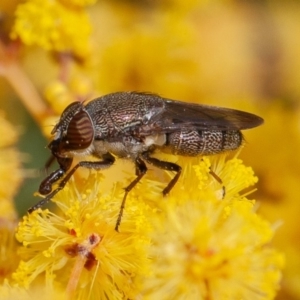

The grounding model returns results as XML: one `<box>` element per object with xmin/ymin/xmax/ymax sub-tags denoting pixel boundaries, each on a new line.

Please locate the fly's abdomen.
<box><xmin>166</xmin><ymin>130</ymin><xmax>243</xmax><ymax>156</ymax></box>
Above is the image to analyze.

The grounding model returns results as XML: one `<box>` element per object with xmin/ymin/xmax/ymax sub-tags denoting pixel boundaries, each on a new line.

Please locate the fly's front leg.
<box><xmin>28</xmin><ymin>157</ymin><xmax>73</xmax><ymax>213</ymax></box>
<box><xmin>115</xmin><ymin>157</ymin><xmax>147</xmax><ymax>231</ymax></box>
<box><xmin>28</xmin><ymin>168</ymin><xmax>65</xmax><ymax>213</ymax></box>
<box><xmin>141</xmin><ymin>151</ymin><xmax>182</xmax><ymax>196</ymax></box>
<box><xmin>28</xmin><ymin>153</ymin><xmax>115</xmax><ymax>214</ymax></box>
<box><xmin>39</xmin><ymin>156</ymin><xmax>73</xmax><ymax>195</ymax></box>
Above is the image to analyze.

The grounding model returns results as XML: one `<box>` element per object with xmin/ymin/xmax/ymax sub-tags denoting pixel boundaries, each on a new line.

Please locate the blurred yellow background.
<box><xmin>1</xmin><ymin>1</ymin><xmax>300</xmax><ymax>299</ymax></box>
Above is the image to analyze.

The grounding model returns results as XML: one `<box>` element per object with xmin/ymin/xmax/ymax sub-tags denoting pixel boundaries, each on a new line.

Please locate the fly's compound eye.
<box><xmin>62</xmin><ymin>110</ymin><xmax>94</xmax><ymax>151</ymax></box>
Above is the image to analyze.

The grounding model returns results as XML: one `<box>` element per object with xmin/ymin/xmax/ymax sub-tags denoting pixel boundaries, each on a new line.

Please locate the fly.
<box><xmin>28</xmin><ymin>92</ymin><xmax>264</xmax><ymax>231</ymax></box>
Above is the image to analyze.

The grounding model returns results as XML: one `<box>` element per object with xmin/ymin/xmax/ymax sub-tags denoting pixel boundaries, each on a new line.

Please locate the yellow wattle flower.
<box><xmin>139</xmin><ymin>155</ymin><xmax>283</xmax><ymax>300</ymax></box>
<box><xmin>142</xmin><ymin>198</ymin><xmax>283</xmax><ymax>300</ymax></box>
<box><xmin>13</xmin><ymin>172</ymin><xmax>151</xmax><ymax>299</ymax></box>
<box><xmin>11</xmin><ymin>154</ymin><xmax>283</xmax><ymax>299</ymax></box>
<box><xmin>11</xmin><ymin>0</ymin><xmax>92</xmax><ymax>59</ymax></box>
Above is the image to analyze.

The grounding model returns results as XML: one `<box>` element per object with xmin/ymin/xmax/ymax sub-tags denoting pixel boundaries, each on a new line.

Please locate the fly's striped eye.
<box><xmin>63</xmin><ymin>110</ymin><xmax>94</xmax><ymax>150</ymax></box>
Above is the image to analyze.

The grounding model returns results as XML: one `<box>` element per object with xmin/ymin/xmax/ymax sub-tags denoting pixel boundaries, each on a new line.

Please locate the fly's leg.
<box><xmin>115</xmin><ymin>157</ymin><xmax>147</xmax><ymax>231</ymax></box>
<box><xmin>28</xmin><ymin>169</ymin><xmax>66</xmax><ymax>213</ymax></box>
<box><xmin>209</xmin><ymin>168</ymin><xmax>226</xmax><ymax>198</ymax></box>
<box><xmin>141</xmin><ymin>151</ymin><xmax>182</xmax><ymax>196</ymax></box>
<box><xmin>28</xmin><ymin>153</ymin><xmax>115</xmax><ymax>213</ymax></box>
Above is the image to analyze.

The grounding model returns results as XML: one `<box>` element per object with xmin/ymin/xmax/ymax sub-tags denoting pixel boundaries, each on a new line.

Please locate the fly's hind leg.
<box><xmin>208</xmin><ymin>165</ymin><xmax>225</xmax><ymax>198</ymax></box>
<box><xmin>141</xmin><ymin>151</ymin><xmax>182</xmax><ymax>196</ymax></box>
<box><xmin>115</xmin><ymin>157</ymin><xmax>147</xmax><ymax>231</ymax></box>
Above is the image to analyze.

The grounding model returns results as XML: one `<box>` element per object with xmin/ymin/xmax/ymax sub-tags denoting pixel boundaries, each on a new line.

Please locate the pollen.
<box><xmin>222</xmin><ymin>158</ymin><xmax>259</xmax><ymax>197</ymax></box>
<box><xmin>193</xmin><ymin>156</ymin><xmax>211</xmax><ymax>190</ymax></box>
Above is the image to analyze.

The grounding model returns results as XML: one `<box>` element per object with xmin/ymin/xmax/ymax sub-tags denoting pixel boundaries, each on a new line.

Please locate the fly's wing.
<box><xmin>141</xmin><ymin>98</ymin><xmax>264</xmax><ymax>134</ymax></box>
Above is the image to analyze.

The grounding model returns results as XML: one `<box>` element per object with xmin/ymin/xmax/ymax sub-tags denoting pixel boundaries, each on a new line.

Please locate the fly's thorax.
<box><xmin>165</xmin><ymin>129</ymin><xmax>243</xmax><ymax>156</ymax></box>
<box><xmin>102</xmin><ymin>92</ymin><xmax>165</xmax><ymax>129</ymax></box>
<box><xmin>85</xmin><ymin>92</ymin><xmax>165</xmax><ymax>138</ymax></box>
<box><xmin>84</xmin><ymin>100</ymin><xmax>110</xmax><ymax>138</ymax></box>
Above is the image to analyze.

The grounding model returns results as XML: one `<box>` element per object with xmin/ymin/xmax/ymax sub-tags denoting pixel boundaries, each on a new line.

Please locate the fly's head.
<box><xmin>49</xmin><ymin>101</ymin><xmax>95</xmax><ymax>158</ymax></box>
